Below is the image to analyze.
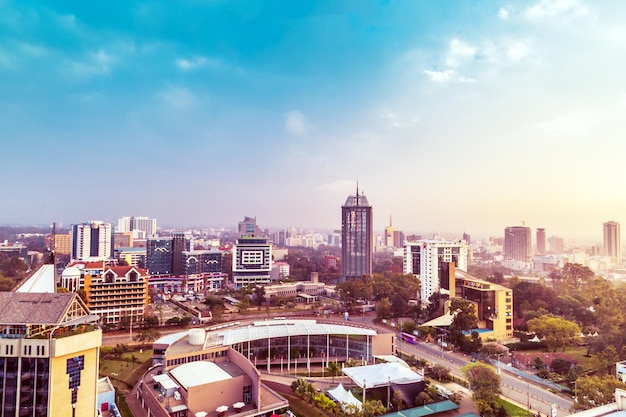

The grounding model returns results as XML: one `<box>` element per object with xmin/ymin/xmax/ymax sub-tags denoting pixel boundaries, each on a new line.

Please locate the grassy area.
<box><xmin>497</xmin><ymin>398</ymin><xmax>533</xmax><ymax>417</ymax></box>
<box><xmin>280</xmin><ymin>392</ymin><xmax>329</xmax><ymax>417</ymax></box>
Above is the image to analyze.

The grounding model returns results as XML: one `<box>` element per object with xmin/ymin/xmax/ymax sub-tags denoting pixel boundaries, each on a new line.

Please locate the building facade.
<box><xmin>232</xmin><ymin>237</ymin><xmax>272</xmax><ymax>288</ymax></box>
<box><xmin>536</xmin><ymin>228</ymin><xmax>546</xmax><ymax>255</ymax></box>
<box><xmin>117</xmin><ymin>216</ymin><xmax>157</xmax><ymax>237</ymax></box>
<box><xmin>62</xmin><ymin>263</ymin><xmax>149</xmax><ymax>326</ymax></box>
<box><xmin>403</xmin><ymin>240</ymin><xmax>469</xmax><ymax>304</ymax></box>
<box><xmin>604</xmin><ymin>221</ymin><xmax>621</xmax><ymax>264</ymax></box>
<box><xmin>146</xmin><ymin>237</ymin><xmax>173</xmax><ymax>275</ymax></box>
<box><xmin>341</xmin><ymin>191</ymin><xmax>373</xmax><ymax>280</ymax></box>
<box><xmin>71</xmin><ymin>221</ymin><xmax>114</xmax><ymax>261</ymax></box>
<box><xmin>0</xmin><ymin>292</ymin><xmax>101</xmax><ymax>417</ymax></box>
<box><xmin>503</xmin><ymin>226</ymin><xmax>532</xmax><ymax>262</ymax></box>
<box><xmin>181</xmin><ymin>250</ymin><xmax>222</xmax><ymax>275</ymax></box>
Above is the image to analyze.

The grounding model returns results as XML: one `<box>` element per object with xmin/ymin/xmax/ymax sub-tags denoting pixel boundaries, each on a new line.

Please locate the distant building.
<box><xmin>503</xmin><ymin>226</ymin><xmax>532</xmax><ymax>263</ymax></box>
<box><xmin>181</xmin><ymin>250</ymin><xmax>222</xmax><ymax>275</ymax></box>
<box><xmin>384</xmin><ymin>216</ymin><xmax>394</xmax><ymax>248</ymax></box>
<box><xmin>53</xmin><ymin>232</ymin><xmax>71</xmax><ymax>255</ymax></box>
<box><xmin>238</xmin><ymin>216</ymin><xmax>264</xmax><ymax>237</ymax></box>
<box><xmin>0</xmin><ymin>292</ymin><xmax>101</xmax><ymax>417</ymax></box>
<box><xmin>117</xmin><ymin>216</ymin><xmax>157</xmax><ymax>237</ymax></box>
<box><xmin>341</xmin><ymin>189</ymin><xmax>373</xmax><ymax>280</ymax></box>
<box><xmin>171</xmin><ymin>232</ymin><xmax>191</xmax><ymax>276</ymax></box>
<box><xmin>325</xmin><ymin>255</ymin><xmax>339</xmax><ymax>269</ymax></box>
<box><xmin>269</xmin><ymin>261</ymin><xmax>290</xmax><ymax>281</ymax></box>
<box><xmin>146</xmin><ymin>234</ymin><xmax>191</xmax><ymax>276</ymax></box>
<box><xmin>62</xmin><ymin>263</ymin><xmax>149</xmax><ymax>326</ymax></box>
<box><xmin>0</xmin><ymin>242</ymin><xmax>28</xmax><ymax>261</ymax></box>
<box><xmin>462</xmin><ymin>232</ymin><xmax>471</xmax><ymax>246</ymax></box>
<box><xmin>232</xmin><ymin>237</ymin><xmax>272</xmax><ymax>288</ymax></box>
<box><xmin>548</xmin><ymin>236</ymin><xmax>564</xmax><ymax>253</ymax></box>
<box><xmin>115</xmin><ymin>246</ymin><xmax>147</xmax><ymax>268</ymax></box>
<box><xmin>604</xmin><ymin>221</ymin><xmax>621</xmax><ymax>264</ymax></box>
<box><xmin>71</xmin><ymin>221</ymin><xmax>114</xmax><ymax>261</ymax></box>
<box><xmin>146</xmin><ymin>237</ymin><xmax>173</xmax><ymax>275</ymax></box>
<box><xmin>536</xmin><ymin>228</ymin><xmax>546</xmax><ymax>255</ymax></box>
<box><xmin>113</xmin><ymin>232</ymin><xmax>133</xmax><ymax>248</ymax></box>
<box><xmin>403</xmin><ymin>240</ymin><xmax>469</xmax><ymax>304</ymax></box>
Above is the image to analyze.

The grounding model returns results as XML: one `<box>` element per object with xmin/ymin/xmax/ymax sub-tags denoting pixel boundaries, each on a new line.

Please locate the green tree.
<box><xmin>252</xmin><ymin>285</ymin><xmax>266</xmax><ymax>306</ymax></box>
<box><xmin>527</xmin><ymin>315</ymin><xmax>581</xmax><ymax>352</ymax></box>
<box><xmin>327</xmin><ymin>361</ymin><xmax>340</xmax><ymax>383</ymax></box>
<box><xmin>550</xmin><ymin>263</ymin><xmax>594</xmax><ymax>296</ymax></box>
<box><xmin>376</xmin><ymin>298</ymin><xmax>391</xmax><ymax>320</ymax></box>
<box><xmin>392</xmin><ymin>390</ymin><xmax>403</xmax><ymax>410</ymax></box>
<box><xmin>134</xmin><ymin>328</ymin><xmax>160</xmax><ymax>343</ymax></box>
<box><xmin>449</xmin><ymin>299</ymin><xmax>479</xmax><ymax>351</ymax></box>
<box><xmin>572</xmin><ymin>375</ymin><xmax>626</xmax><ymax>411</ymax></box>
<box><xmin>462</xmin><ymin>362</ymin><xmax>501</xmax><ymax>416</ymax></box>
<box><xmin>337</xmin><ymin>277</ymin><xmax>373</xmax><ymax>312</ymax></box>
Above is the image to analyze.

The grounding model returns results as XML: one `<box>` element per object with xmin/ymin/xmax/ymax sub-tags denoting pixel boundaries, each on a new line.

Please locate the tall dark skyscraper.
<box><xmin>341</xmin><ymin>187</ymin><xmax>373</xmax><ymax>280</ymax></box>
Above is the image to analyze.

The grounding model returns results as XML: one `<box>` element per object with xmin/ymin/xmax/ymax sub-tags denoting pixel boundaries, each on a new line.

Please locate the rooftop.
<box><xmin>0</xmin><ymin>292</ymin><xmax>78</xmax><ymax>325</ymax></box>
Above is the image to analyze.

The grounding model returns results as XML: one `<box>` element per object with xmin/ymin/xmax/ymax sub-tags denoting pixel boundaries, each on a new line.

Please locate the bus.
<box><xmin>400</xmin><ymin>332</ymin><xmax>417</xmax><ymax>344</ymax></box>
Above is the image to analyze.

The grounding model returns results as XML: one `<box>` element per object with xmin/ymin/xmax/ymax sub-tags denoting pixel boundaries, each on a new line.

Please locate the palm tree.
<box><xmin>327</xmin><ymin>361</ymin><xmax>340</xmax><ymax>383</ymax></box>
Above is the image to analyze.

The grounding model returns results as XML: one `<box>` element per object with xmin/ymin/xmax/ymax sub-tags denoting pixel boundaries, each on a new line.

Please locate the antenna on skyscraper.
<box><xmin>356</xmin><ymin>180</ymin><xmax>359</xmax><ymax>207</ymax></box>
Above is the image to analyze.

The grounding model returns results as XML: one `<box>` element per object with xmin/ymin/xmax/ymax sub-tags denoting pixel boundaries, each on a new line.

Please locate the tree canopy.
<box><xmin>462</xmin><ymin>362</ymin><xmax>501</xmax><ymax>416</ymax></box>
<box><xmin>527</xmin><ymin>315</ymin><xmax>581</xmax><ymax>352</ymax></box>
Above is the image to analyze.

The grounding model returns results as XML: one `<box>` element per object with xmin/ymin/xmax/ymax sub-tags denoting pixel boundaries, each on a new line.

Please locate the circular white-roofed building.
<box><xmin>153</xmin><ymin>319</ymin><xmax>394</xmax><ymax>373</ymax></box>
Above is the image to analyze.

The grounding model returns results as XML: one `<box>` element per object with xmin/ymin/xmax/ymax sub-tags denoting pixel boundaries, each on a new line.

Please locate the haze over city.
<box><xmin>2</xmin><ymin>0</ymin><xmax>626</xmax><ymax>243</ymax></box>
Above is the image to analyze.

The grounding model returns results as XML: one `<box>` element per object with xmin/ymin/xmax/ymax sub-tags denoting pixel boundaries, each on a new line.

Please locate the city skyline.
<box><xmin>2</xmin><ymin>1</ymin><xmax>626</xmax><ymax>242</ymax></box>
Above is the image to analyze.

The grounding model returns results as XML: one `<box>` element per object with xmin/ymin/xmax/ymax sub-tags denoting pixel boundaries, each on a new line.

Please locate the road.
<box><xmin>398</xmin><ymin>338</ymin><xmax>573</xmax><ymax>416</ymax></box>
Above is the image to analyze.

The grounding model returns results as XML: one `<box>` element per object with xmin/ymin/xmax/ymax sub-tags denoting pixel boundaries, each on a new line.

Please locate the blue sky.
<box><xmin>2</xmin><ymin>0</ymin><xmax>626</xmax><ymax>242</ymax></box>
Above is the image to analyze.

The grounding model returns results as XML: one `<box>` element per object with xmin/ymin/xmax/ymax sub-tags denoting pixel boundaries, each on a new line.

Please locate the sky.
<box><xmin>2</xmin><ymin>0</ymin><xmax>626</xmax><ymax>243</ymax></box>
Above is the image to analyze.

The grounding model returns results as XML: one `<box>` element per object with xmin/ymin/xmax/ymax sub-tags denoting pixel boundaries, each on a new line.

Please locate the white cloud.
<box><xmin>157</xmin><ymin>85</ymin><xmax>200</xmax><ymax>109</ymax></box>
<box><xmin>67</xmin><ymin>49</ymin><xmax>112</xmax><ymax>77</ymax></box>
<box><xmin>505</xmin><ymin>39</ymin><xmax>531</xmax><ymax>61</ymax></box>
<box><xmin>498</xmin><ymin>7</ymin><xmax>510</xmax><ymax>19</ymax></box>
<box><xmin>176</xmin><ymin>56</ymin><xmax>223</xmax><ymax>71</ymax></box>
<box><xmin>446</xmin><ymin>38</ymin><xmax>476</xmax><ymax>68</ymax></box>
<box><xmin>284</xmin><ymin>110</ymin><xmax>312</xmax><ymax>136</ymax></box>
<box><xmin>525</xmin><ymin>0</ymin><xmax>589</xmax><ymax>19</ymax></box>
<box><xmin>458</xmin><ymin>76</ymin><xmax>476</xmax><ymax>83</ymax></box>
<box><xmin>423</xmin><ymin>69</ymin><xmax>454</xmax><ymax>82</ymax></box>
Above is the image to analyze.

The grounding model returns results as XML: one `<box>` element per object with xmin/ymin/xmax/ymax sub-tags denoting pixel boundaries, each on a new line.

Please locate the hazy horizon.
<box><xmin>2</xmin><ymin>1</ymin><xmax>625</xmax><ymax>246</ymax></box>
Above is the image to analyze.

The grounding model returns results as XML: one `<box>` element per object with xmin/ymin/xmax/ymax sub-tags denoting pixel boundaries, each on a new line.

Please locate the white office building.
<box><xmin>232</xmin><ymin>237</ymin><xmax>272</xmax><ymax>288</ymax></box>
<box><xmin>117</xmin><ymin>216</ymin><xmax>157</xmax><ymax>237</ymax></box>
<box><xmin>71</xmin><ymin>221</ymin><xmax>114</xmax><ymax>261</ymax></box>
<box><xmin>403</xmin><ymin>240</ymin><xmax>468</xmax><ymax>304</ymax></box>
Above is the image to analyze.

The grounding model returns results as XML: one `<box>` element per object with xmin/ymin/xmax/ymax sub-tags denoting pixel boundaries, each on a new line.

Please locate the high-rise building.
<box><xmin>0</xmin><ymin>292</ymin><xmax>101</xmax><ymax>417</ymax></box>
<box><xmin>503</xmin><ymin>226</ymin><xmax>532</xmax><ymax>262</ymax></box>
<box><xmin>384</xmin><ymin>216</ymin><xmax>393</xmax><ymax>248</ymax></box>
<box><xmin>238</xmin><ymin>216</ymin><xmax>264</xmax><ymax>237</ymax></box>
<box><xmin>232</xmin><ymin>237</ymin><xmax>272</xmax><ymax>288</ymax></box>
<box><xmin>548</xmin><ymin>236</ymin><xmax>564</xmax><ymax>253</ymax></box>
<box><xmin>403</xmin><ymin>240</ymin><xmax>468</xmax><ymax>303</ymax></box>
<box><xmin>393</xmin><ymin>230</ymin><xmax>405</xmax><ymax>249</ymax></box>
<box><xmin>604</xmin><ymin>221</ymin><xmax>621</xmax><ymax>264</ymax></box>
<box><xmin>536</xmin><ymin>228</ymin><xmax>546</xmax><ymax>255</ymax></box>
<box><xmin>146</xmin><ymin>237</ymin><xmax>173</xmax><ymax>275</ymax></box>
<box><xmin>71</xmin><ymin>221</ymin><xmax>114</xmax><ymax>261</ymax></box>
<box><xmin>117</xmin><ymin>216</ymin><xmax>157</xmax><ymax>237</ymax></box>
<box><xmin>146</xmin><ymin>233</ymin><xmax>191</xmax><ymax>276</ymax></box>
<box><xmin>341</xmin><ymin>189</ymin><xmax>373</xmax><ymax>280</ymax></box>
<box><xmin>171</xmin><ymin>232</ymin><xmax>191</xmax><ymax>276</ymax></box>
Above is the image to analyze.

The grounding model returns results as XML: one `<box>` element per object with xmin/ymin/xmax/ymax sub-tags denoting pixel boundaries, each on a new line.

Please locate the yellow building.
<box><xmin>0</xmin><ymin>292</ymin><xmax>102</xmax><ymax>417</ymax></box>
<box><xmin>453</xmin><ymin>269</ymin><xmax>514</xmax><ymax>340</ymax></box>
<box><xmin>422</xmin><ymin>265</ymin><xmax>514</xmax><ymax>341</ymax></box>
<box><xmin>54</xmin><ymin>233</ymin><xmax>72</xmax><ymax>255</ymax></box>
